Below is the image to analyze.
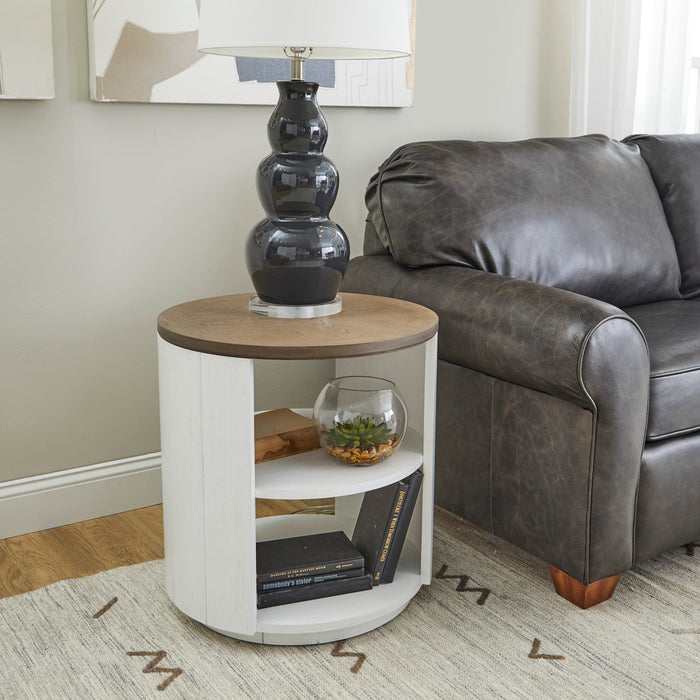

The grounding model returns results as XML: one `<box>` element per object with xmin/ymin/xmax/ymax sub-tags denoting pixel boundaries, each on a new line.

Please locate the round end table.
<box><xmin>157</xmin><ymin>293</ymin><xmax>438</xmax><ymax>644</ymax></box>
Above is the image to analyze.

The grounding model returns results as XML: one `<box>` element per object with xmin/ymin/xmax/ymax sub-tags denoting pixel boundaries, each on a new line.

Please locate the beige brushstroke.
<box><xmin>97</xmin><ymin>22</ymin><xmax>203</xmax><ymax>102</ymax></box>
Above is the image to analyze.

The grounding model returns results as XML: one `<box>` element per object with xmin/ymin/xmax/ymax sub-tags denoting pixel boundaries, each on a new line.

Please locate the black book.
<box><xmin>352</xmin><ymin>478</ymin><xmax>410</xmax><ymax>586</ymax></box>
<box><xmin>257</xmin><ymin>573</ymin><xmax>373</xmax><ymax>609</ymax></box>
<box><xmin>257</xmin><ymin>566</ymin><xmax>364</xmax><ymax>592</ymax></box>
<box><xmin>381</xmin><ymin>470</ymin><xmax>423</xmax><ymax>583</ymax></box>
<box><xmin>256</xmin><ymin>531</ymin><xmax>364</xmax><ymax>584</ymax></box>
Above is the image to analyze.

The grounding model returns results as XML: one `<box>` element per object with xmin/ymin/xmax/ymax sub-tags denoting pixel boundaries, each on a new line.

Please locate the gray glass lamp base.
<box><xmin>249</xmin><ymin>295</ymin><xmax>342</xmax><ymax>318</ymax></box>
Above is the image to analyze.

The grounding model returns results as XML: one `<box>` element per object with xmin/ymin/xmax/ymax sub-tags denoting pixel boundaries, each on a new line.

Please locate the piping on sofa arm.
<box><xmin>344</xmin><ymin>255</ymin><xmax>651</xmax><ymax>586</ymax></box>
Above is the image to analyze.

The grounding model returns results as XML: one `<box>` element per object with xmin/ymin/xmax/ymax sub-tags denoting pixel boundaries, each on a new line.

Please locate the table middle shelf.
<box><xmin>255</xmin><ymin>424</ymin><xmax>424</xmax><ymax>499</ymax></box>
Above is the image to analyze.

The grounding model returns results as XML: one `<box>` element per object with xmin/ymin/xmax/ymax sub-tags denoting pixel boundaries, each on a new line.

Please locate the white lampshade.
<box><xmin>197</xmin><ymin>0</ymin><xmax>411</xmax><ymax>60</ymax></box>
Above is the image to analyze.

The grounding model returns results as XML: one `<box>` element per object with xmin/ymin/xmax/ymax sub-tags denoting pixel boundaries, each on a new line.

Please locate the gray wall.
<box><xmin>0</xmin><ymin>0</ymin><xmax>574</xmax><ymax>482</ymax></box>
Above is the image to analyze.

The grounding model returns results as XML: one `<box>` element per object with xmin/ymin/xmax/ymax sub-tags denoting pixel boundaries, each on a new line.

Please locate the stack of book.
<box><xmin>255</xmin><ymin>469</ymin><xmax>423</xmax><ymax>608</ymax></box>
<box><xmin>256</xmin><ymin>531</ymin><xmax>371</xmax><ymax>609</ymax></box>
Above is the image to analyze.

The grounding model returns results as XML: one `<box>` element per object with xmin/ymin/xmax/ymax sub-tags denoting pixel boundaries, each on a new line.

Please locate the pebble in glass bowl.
<box><xmin>313</xmin><ymin>376</ymin><xmax>407</xmax><ymax>466</ymax></box>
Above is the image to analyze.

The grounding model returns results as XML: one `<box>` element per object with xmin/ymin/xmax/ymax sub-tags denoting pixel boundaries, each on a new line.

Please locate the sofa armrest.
<box><xmin>344</xmin><ymin>256</ymin><xmax>649</xmax><ymax>410</ymax></box>
<box><xmin>344</xmin><ymin>256</ymin><xmax>650</xmax><ymax>582</ymax></box>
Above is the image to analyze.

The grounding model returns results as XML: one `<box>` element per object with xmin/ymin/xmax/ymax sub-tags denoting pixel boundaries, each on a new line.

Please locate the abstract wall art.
<box><xmin>86</xmin><ymin>0</ymin><xmax>415</xmax><ymax>107</ymax></box>
<box><xmin>0</xmin><ymin>0</ymin><xmax>55</xmax><ymax>100</ymax></box>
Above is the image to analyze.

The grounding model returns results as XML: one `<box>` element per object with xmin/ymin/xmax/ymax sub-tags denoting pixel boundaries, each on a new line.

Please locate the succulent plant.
<box><xmin>321</xmin><ymin>415</ymin><xmax>396</xmax><ymax>450</ymax></box>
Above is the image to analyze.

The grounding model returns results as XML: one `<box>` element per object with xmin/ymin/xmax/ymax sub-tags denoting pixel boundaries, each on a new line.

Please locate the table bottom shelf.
<box><xmin>205</xmin><ymin>514</ymin><xmax>423</xmax><ymax>645</ymax></box>
<box><xmin>207</xmin><ymin>559</ymin><xmax>421</xmax><ymax>645</ymax></box>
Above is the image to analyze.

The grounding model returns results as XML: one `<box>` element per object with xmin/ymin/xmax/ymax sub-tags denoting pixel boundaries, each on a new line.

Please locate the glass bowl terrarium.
<box><xmin>313</xmin><ymin>376</ymin><xmax>407</xmax><ymax>466</ymax></box>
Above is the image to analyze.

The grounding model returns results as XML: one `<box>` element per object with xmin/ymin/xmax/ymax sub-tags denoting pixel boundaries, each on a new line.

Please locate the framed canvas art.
<box><xmin>86</xmin><ymin>0</ymin><xmax>415</xmax><ymax>107</ymax></box>
<box><xmin>0</xmin><ymin>0</ymin><xmax>55</xmax><ymax>100</ymax></box>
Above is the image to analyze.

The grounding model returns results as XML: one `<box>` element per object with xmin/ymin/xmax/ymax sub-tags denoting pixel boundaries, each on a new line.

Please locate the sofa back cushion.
<box><xmin>625</xmin><ymin>134</ymin><xmax>700</xmax><ymax>298</ymax></box>
<box><xmin>365</xmin><ymin>135</ymin><xmax>681</xmax><ymax>307</ymax></box>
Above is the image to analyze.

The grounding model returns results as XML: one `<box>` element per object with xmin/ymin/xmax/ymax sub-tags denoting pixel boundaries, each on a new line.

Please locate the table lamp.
<box><xmin>198</xmin><ymin>0</ymin><xmax>411</xmax><ymax>317</ymax></box>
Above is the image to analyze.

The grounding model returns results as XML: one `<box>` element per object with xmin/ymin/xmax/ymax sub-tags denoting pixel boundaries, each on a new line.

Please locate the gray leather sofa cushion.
<box><xmin>624</xmin><ymin>299</ymin><xmax>700</xmax><ymax>440</ymax></box>
<box><xmin>365</xmin><ymin>134</ymin><xmax>681</xmax><ymax>307</ymax></box>
<box><xmin>625</xmin><ymin>134</ymin><xmax>700</xmax><ymax>298</ymax></box>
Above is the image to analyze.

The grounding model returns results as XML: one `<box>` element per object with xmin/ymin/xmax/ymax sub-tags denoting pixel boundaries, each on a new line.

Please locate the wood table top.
<box><xmin>157</xmin><ymin>293</ymin><xmax>438</xmax><ymax>360</ymax></box>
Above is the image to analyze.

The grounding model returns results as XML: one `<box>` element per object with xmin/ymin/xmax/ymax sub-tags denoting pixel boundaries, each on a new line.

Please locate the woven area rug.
<box><xmin>0</xmin><ymin>509</ymin><xmax>698</xmax><ymax>699</ymax></box>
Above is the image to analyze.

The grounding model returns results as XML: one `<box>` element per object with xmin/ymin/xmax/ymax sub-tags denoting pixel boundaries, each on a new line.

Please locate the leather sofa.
<box><xmin>343</xmin><ymin>133</ymin><xmax>700</xmax><ymax>608</ymax></box>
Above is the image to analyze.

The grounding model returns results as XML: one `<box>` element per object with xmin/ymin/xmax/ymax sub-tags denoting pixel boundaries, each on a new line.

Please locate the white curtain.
<box><xmin>570</xmin><ymin>0</ymin><xmax>700</xmax><ymax>138</ymax></box>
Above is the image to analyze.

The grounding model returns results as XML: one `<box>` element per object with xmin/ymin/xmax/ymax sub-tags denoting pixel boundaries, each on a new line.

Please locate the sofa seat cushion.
<box><xmin>624</xmin><ymin>300</ymin><xmax>700</xmax><ymax>440</ymax></box>
<box><xmin>365</xmin><ymin>134</ymin><xmax>682</xmax><ymax>307</ymax></box>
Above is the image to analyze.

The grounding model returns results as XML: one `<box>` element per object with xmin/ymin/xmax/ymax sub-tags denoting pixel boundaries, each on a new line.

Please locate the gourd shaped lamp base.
<box><xmin>246</xmin><ymin>81</ymin><xmax>349</xmax><ymax>306</ymax></box>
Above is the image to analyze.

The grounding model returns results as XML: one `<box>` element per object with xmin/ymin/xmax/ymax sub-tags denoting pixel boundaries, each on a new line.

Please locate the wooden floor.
<box><xmin>0</xmin><ymin>498</ymin><xmax>328</xmax><ymax>599</ymax></box>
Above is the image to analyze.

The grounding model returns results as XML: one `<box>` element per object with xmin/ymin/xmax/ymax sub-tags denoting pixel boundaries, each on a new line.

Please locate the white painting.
<box><xmin>0</xmin><ymin>0</ymin><xmax>55</xmax><ymax>100</ymax></box>
<box><xmin>86</xmin><ymin>0</ymin><xmax>415</xmax><ymax>107</ymax></box>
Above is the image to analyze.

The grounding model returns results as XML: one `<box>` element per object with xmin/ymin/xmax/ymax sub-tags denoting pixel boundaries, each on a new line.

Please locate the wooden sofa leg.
<box><xmin>549</xmin><ymin>565</ymin><xmax>621</xmax><ymax>609</ymax></box>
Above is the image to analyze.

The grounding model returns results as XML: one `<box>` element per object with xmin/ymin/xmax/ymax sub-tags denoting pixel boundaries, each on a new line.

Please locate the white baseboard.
<box><xmin>0</xmin><ymin>453</ymin><xmax>162</xmax><ymax>540</ymax></box>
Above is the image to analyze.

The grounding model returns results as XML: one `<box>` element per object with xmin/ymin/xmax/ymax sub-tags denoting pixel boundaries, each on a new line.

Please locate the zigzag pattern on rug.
<box><xmin>126</xmin><ymin>651</ymin><xmax>183</xmax><ymax>691</ymax></box>
<box><xmin>330</xmin><ymin>640</ymin><xmax>366</xmax><ymax>674</ymax></box>
<box><xmin>434</xmin><ymin>563</ymin><xmax>491</xmax><ymax>605</ymax></box>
